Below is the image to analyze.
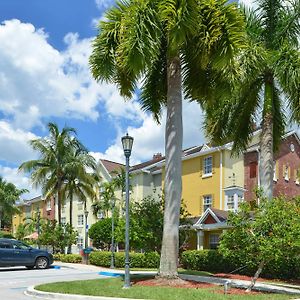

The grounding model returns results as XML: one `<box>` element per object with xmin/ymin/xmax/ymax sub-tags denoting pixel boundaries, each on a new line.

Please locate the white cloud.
<box><xmin>92</xmin><ymin>101</ymin><xmax>206</xmax><ymax>165</ymax></box>
<box><xmin>0</xmin><ymin>166</ymin><xmax>40</xmax><ymax>200</ymax></box>
<box><xmin>95</xmin><ymin>0</ymin><xmax>115</xmax><ymax>10</ymax></box>
<box><xmin>0</xmin><ymin>121</ymin><xmax>38</xmax><ymax>165</ymax></box>
<box><xmin>0</xmin><ymin>19</ymin><xmax>143</xmax><ymax>131</ymax></box>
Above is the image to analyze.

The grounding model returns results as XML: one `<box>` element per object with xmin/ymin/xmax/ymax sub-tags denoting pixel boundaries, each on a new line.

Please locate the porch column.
<box><xmin>197</xmin><ymin>231</ymin><xmax>204</xmax><ymax>250</ymax></box>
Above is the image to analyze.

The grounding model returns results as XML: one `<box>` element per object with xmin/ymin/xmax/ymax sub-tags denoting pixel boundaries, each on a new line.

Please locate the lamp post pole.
<box><xmin>110</xmin><ymin>198</ymin><xmax>115</xmax><ymax>269</ymax></box>
<box><xmin>84</xmin><ymin>209</ymin><xmax>89</xmax><ymax>264</ymax></box>
<box><xmin>121</xmin><ymin>133</ymin><xmax>133</xmax><ymax>289</ymax></box>
<box><xmin>37</xmin><ymin>208</ymin><xmax>41</xmax><ymax>249</ymax></box>
<box><xmin>0</xmin><ymin>205</ymin><xmax>2</xmax><ymax>231</ymax></box>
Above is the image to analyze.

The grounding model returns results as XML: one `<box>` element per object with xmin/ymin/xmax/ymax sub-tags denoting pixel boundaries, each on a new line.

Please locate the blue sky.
<box><xmin>0</xmin><ymin>0</ymin><xmax>207</xmax><ymax>198</ymax></box>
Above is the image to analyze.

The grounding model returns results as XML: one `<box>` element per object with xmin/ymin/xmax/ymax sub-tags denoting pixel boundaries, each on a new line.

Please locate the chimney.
<box><xmin>153</xmin><ymin>153</ymin><xmax>162</xmax><ymax>161</ymax></box>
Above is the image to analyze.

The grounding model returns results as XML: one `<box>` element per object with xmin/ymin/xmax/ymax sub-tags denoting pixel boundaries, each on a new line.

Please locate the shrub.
<box><xmin>53</xmin><ymin>254</ymin><xmax>62</xmax><ymax>261</ymax></box>
<box><xmin>180</xmin><ymin>250</ymin><xmax>300</xmax><ymax>279</ymax></box>
<box><xmin>0</xmin><ymin>231</ymin><xmax>14</xmax><ymax>239</ymax></box>
<box><xmin>89</xmin><ymin>251</ymin><xmax>159</xmax><ymax>269</ymax></box>
<box><xmin>56</xmin><ymin>254</ymin><xmax>82</xmax><ymax>263</ymax></box>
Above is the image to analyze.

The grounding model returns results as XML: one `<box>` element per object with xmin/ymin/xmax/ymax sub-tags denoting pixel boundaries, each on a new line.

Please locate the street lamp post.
<box><xmin>0</xmin><ymin>205</ymin><xmax>3</xmax><ymax>231</ymax></box>
<box><xmin>110</xmin><ymin>197</ymin><xmax>116</xmax><ymax>269</ymax></box>
<box><xmin>84</xmin><ymin>209</ymin><xmax>89</xmax><ymax>264</ymax></box>
<box><xmin>37</xmin><ymin>208</ymin><xmax>41</xmax><ymax>249</ymax></box>
<box><xmin>121</xmin><ymin>133</ymin><xmax>134</xmax><ymax>289</ymax></box>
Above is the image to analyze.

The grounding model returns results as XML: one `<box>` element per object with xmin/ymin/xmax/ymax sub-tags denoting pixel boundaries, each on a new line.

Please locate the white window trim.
<box><xmin>203</xmin><ymin>195</ymin><xmax>212</xmax><ymax>211</ymax></box>
<box><xmin>46</xmin><ymin>200</ymin><xmax>51</xmax><ymax>211</ymax></box>
<box><xmin>203</xmin><ymin>156</ymin><xmax>213</xmax><ymax>176</ymax></box>
<box><xmin>202</xmin><ymin>173</ymin><xmax>212</xmax><ymax>179</ymax></box>
<box><xmin>77</xmin><ymin>214</ymin><xmax>84</xmax><ymax>227</ymax></box>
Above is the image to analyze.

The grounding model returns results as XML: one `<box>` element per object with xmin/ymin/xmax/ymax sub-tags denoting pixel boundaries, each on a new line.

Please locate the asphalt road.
<box><xmin>0</xmin><ymin>264</ymin><xmax>103</xmax><ymax>300</ymax></box>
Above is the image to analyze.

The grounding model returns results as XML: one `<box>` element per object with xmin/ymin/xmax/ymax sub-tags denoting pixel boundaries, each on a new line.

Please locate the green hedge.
<box><xmin>181</xmin><ymin>250</ymin><xmax>300</xmax><ymax>279</ymax></box>
<box><xmin>53</xmin><ymin>254</ymin><xmax>82</xmax><ymax>263</ymax></box>
<box><xmin>0</xmin><ymin>231</ymin><xmax>14</xmax><ymax>239</ymax></box>
<box><xmin>89</xmin><ymin>251</ymin><xmax>160</xmax><ymax>269</ymax></box>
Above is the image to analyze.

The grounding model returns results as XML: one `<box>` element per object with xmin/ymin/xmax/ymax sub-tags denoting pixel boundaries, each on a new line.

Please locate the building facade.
<box><xmin>12</xmin><ymin>195</ymin><xmax>55</xmax><ymax>236</ymax></box>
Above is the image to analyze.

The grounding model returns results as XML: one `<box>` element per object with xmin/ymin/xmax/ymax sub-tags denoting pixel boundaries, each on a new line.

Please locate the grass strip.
<box><xmin>36</xmin><ymin>278</ymin><xmax>291</xmax><ymax>300</ymax></box>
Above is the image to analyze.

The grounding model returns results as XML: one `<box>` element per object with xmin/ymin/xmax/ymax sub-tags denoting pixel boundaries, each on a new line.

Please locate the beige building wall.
<box><xmin>223</xmin><ymin>150</ymin><xmax>244</xmax><ymax>189</ymax></box>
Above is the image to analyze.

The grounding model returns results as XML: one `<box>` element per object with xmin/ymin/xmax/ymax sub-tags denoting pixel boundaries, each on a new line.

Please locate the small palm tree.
<box><xmin>19</xmin><ymin>123</ymin><xmax>83</xmax><ymax>224</ymax></box>
<box><xmin>90</xmin><ymin>0</ymin><xmax>245</xmax><ymax>277</ymax></box>
<box><xmin>62</xmin><ymin>149</ymin><xmax>98</xmax><ymax>253</ymax></box>
<box><xmin>205</xmin><ymin>0</ymin><xmax>300</xmax><ymax>199</ymax></box>
<box><xmin>0</xmin><ymin>177</ymin><xmax>27</xmax><ymax>230</ymax></box>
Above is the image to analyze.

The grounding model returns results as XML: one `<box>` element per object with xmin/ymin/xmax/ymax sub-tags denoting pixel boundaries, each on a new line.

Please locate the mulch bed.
<box><xmin>132</xmin><ymin>278</ymin><xmax>262</xmax><ymax>295</ymax></box>
<box><xmin>214</xmin><ymin>273</ymin><xmax>300</xmax><ymax>286</ymax></box>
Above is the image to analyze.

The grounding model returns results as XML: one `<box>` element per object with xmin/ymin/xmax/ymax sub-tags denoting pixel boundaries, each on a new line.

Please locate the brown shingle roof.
<box><xmin>100</xmin><ymin>159</ymin><xmax>124</xmax><ymax>174</ymax></box>
<box><xmin>130</xmin><ymin>156</ymin><xmax>164</xmax><ymax>172</ymax></box>
<box><xmin>211</xmin><ymin>208</ymin><xmax>228</xmax><ymax>222</ymax></box>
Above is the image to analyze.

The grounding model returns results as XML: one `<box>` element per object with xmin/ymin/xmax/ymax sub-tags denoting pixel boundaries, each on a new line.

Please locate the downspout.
<box><xmin>219</xmin><ymin>150</ymin><xmax>223</xmax><ymax>210</ymax></box>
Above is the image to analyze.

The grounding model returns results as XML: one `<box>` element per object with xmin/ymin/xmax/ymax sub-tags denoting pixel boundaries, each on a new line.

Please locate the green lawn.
<box><xmin>36</xmin><ymin>278</ymin><xmax>292</xmax><ymax>300</ymax></box>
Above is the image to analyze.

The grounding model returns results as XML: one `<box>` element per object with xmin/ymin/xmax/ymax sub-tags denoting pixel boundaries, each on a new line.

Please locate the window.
<box><xmin>12</xmin><ymin>241</ymin><xmax>31</xmax><ymax>250</ymax></box>
<box><xmin>77</xmin><ymin>237</ymin><xmax>83</xmax><ymax>249</ymax></box>
<box><xmin>296</xmin><ymin>169</ymin><xmax>300</xmax><ymax>185</ymax></box>
<box><xmin>203</xmin><ymin>156</ymin><xmax>213</xmax><ymax>175</ymax></box>
<box><xmin>77</xmin><ymin>200</ymin><xmax>83</xmax><ymax>211</ymax></box>
<box><xmin>227</xmin><ymin>195</ymin><xmax>235</xmax><ymax>211</ymax></box>
<box><xmin>273</xmin><ymin>161</ymin><xmax>277</xmax><ymax>182</ymax></box>
<box><xmin>249</xmin><ymin>162</ymin><xmax>257</xmax><ymax>178</ymax></box>
<box><xmin>0</xmin><ymin>241</ymin><xmax>12</xmax><ymax>249</ymax></box>
<box><xmin>61</xmin><ymin>217</ymin><xmax>66</xmax><ymax>225</ymax></box>
<box><xmin>203</xmin><ymin>195</ymin><xmax>212</xmax><ymax>211</ymax></box>
<box><xmin>284</xmin><ymin>165</ymin><xmax>289</xmax><ymax>181</ymax></box>
<box><xmin>46</xmin><ymin>199</ymin><xmax>51</xmax><ymax>211</ymax></box>
<box><xmin>62</xmin><ymin>204</ymin><xmax>66</xmax><ymax>214</ymax></box>
<box><xmin>77</xmin><ymin>214</ymin><xmax>84</xmax><ymax>226</ymax></box>
<box><xmin>209</xmin><ymin>234</ymin><xmax>220</xmax><ymax>249</ymax></box>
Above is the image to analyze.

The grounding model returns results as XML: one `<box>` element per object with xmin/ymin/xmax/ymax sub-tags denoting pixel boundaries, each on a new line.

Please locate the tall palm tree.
<box><xmin>205</xmin><ymin>0</ymin><xmax>300</xmax><ymax>199</ymax></box>
<box><xmin>19</xmin><ymin>123</ymin><xmax>82</xmax><ymax>224</ymax></box>
<box><xmin>90</xmin><ymin>0</ymin><xmax>245</xmax><ymax>277</ymax></box>
<box><xmin>61</xmin><ymin>149</ymin><xmax>98</xmax><ymax>253</ymax></box>
<box><xmin>0</xmin><ymin>177</ymin><xmax>27</xmax><ymax>230</ymax></box>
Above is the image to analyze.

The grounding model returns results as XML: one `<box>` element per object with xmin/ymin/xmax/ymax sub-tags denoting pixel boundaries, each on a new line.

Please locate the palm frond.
<box><xmin>140</xmin><ymin>37</ymin><xmax>167</xmax><ymax>122</ymax></box>
<box><xmin>158</xmin><ymin>0</ymin><xmax>199</xmax><ymax>52</ymax></box>
<box><xmin>274</xmin><ymin>45</ymin><xmax>300</xmax><ymax>122</ymax></box>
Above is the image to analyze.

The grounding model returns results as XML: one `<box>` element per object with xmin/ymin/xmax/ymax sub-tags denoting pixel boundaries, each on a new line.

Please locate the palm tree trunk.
<box><xmin>260</xmin><ymin>78</ymin><xmax>274</xmax><ymax>200</ymax></box>
<box><xmin>67</xmin><ymin>196</ymin><xmax>73</xmax><ymax>254</ymax></box>
<box><xmin>159</xmin><ymin>55</ymin><xmax>183</xmax><ymax>278</ymax></box>
<box><xmin>57</xmin><ymin>188</ymin><xmax>62</xmax><ymax>225</ymax></box>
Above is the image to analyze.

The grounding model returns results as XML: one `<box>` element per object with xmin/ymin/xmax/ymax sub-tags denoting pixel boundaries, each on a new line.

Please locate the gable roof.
<box><xmin>246</xmin><ymin>130</ymin><xmax>300</xmax><ymax>153</ymax></box>
<box><xmin>100</xmin><ymin>159</ymin><xmax>124</xmax><ymax>174</ymax></box>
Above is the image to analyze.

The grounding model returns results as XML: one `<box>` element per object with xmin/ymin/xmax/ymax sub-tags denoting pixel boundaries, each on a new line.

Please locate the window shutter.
<box><xmin>200</xmin><ymin>158</ymin><xmax>203</xmax><ymax>177</ymax></box>
<box><xmin>199</xmin><ymin>196</ymin><xmax>203</xmax><ymax>215</ymax></box>
<box><xmin>275</xmin><ymin>161</ymin><xmax>279</xmax><ymax>179</ymax></box>
<box><xmin>282</xmin><ymin>164</ymin><xmax>285</xmax><ymax>178</ymax></box>
<box><xmin>212</xmin><ymin>154</ymin><xmax>215</xmax><ymax>174</ymax></box>
<box><xmin>289</xmin><ymin>166</ymin><xmax>292</xmax><ymax>180</ymax></box>
<box><xmin>212</xmin><ymin>194</ymin><xmax>215</xmax><ymax>209</ymax></box>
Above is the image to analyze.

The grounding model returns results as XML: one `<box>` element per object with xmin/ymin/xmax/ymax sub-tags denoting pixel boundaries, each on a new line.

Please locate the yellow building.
<box><xmin>12</xmin><ymin>196</ymin><xmax>46</xmax><ymax>236</ymax></box>
<box><xmin>156</xmin><ymin>140</ymin><xmax>249</xmax><ymax>250</ymax></box>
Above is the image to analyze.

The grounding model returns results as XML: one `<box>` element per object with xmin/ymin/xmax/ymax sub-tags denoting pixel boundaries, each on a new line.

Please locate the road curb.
<box><xmin>25</xmin><ymin>286</ymin><xmax>145</xmax><ymax>300</ymax></box>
